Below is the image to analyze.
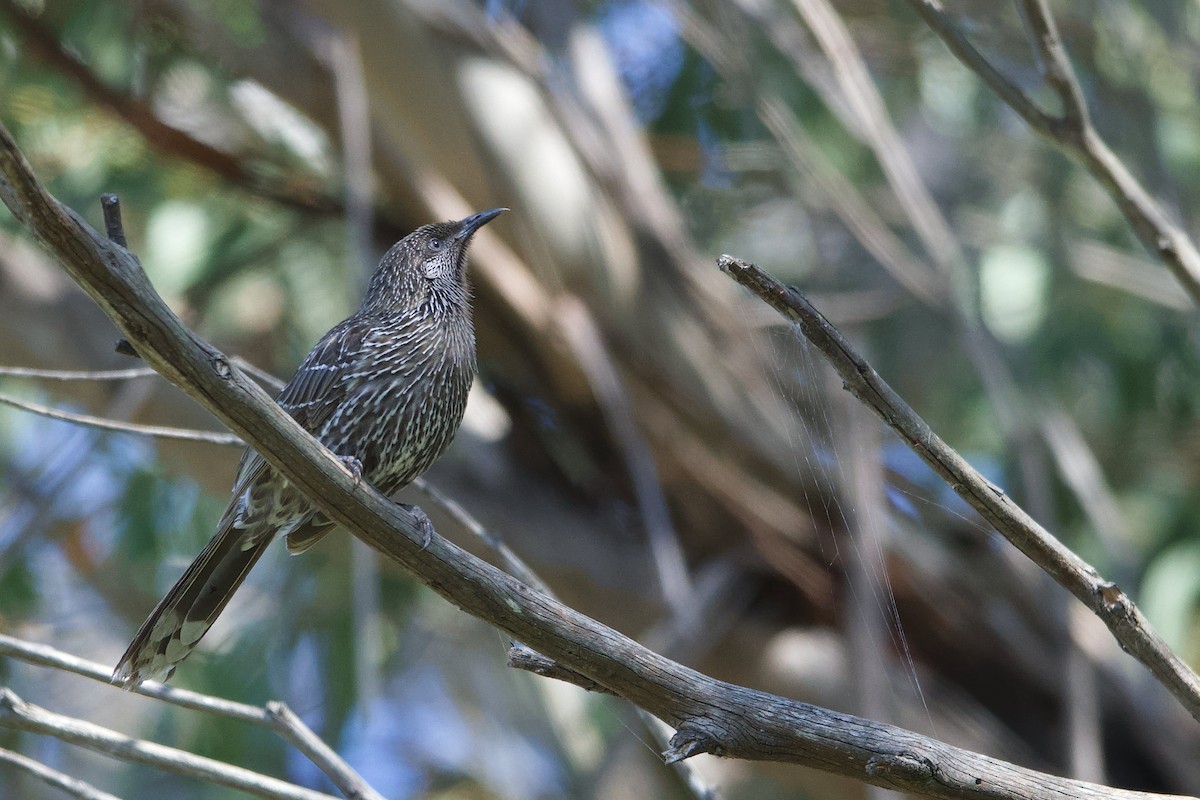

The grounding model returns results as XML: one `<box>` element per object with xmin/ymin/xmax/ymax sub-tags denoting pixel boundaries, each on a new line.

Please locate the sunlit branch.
<box><xmin>793</xmin><ymin>0</ymin><xmax>965</xmax><ymax>277</ymax></box>
<box><xmin>718</xmin><ymin>254</ymin><xmax>1200</xmax><ymax>724</ymax></box>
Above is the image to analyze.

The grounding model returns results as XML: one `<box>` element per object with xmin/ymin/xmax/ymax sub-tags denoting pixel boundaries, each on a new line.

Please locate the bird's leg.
<box><xmin>337</xmin><ymin>455</ymin><xmax>364</xmax><ymax>486</ymax></box>
<box><xmin>397</xmin><ymin>503</ymin><xmax>436</xmax><ymax>550</ymax></box>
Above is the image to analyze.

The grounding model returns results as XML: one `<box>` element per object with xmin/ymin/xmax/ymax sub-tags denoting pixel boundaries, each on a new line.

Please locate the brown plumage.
<box><xmin>115</xmin><ymin>208</ymin><xmax>506</xmax><ymax>686</ymax></box>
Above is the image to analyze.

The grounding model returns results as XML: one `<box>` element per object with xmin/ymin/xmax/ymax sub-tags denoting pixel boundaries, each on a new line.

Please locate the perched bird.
<box><xmin>115</xmin><ymin>208</ymin><xmax>506</xmax><ymax>686</ymax></box>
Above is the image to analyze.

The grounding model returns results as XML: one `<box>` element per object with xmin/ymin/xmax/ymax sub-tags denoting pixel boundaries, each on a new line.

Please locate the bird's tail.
<box><xmin>114</xmin><ymin>520</ymin><xmax>274</xmax><ymax>687</ymax></box>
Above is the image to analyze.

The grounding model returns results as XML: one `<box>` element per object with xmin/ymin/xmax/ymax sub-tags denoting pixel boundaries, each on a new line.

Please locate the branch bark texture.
<box><xmin>0</xmin><ymin>118</ymin><xmax>1188</xmax><ymax>800</ymax></box>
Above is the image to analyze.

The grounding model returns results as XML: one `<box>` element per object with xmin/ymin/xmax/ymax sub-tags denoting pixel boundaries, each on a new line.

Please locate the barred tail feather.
<box><xmin>114</xmin><ymin>521</ymin><xmax>274</xmax><ymax>687</ymax></box>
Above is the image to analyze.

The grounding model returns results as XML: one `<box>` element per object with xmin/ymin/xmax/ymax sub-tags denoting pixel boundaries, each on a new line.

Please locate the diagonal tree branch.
<box><xmin>0</xmin><ymin>0</ymin><xmax>341</xmax><ymax>218</ymax></box>
<box><xmin>0</xmin><ymin>689</ymin><xmax>339</xmax><ymax>800</ymax></box>
<box><xmin>717</xmin><ymin>253</ymin><xmax>1200</xmax><ymax>726</ymax></box>
<box><xmin>904</xmin><ymin>0</ymin><xmax>1200</xmax><ymax>306</ymax></box>
<box><xmin>0</xmin><ymin>117</ymin><xmax>1189</xmax><ymax>800</ymax></box>
<box><xmin>0</xmin><ymin>745</ymin><xmax>123</xmax><ymax>800</ymax></box>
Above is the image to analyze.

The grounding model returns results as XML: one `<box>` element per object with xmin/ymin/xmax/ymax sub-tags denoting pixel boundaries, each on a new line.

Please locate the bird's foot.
<box><xmin>337</xmin><ymin>455</ymin><xmax>364</xmax><ymax>486</ymax></box>
<box><xmin>398</xmin><ymin>503</ymin><xmax>436</xmax><ymax>550</ymax></box>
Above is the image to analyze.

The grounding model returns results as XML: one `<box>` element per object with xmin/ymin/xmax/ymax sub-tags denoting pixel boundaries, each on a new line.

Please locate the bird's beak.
<box><xmin>454</xmin><ymin>208</ymin><xmax>508</xmax><ymax>240</ymax></box>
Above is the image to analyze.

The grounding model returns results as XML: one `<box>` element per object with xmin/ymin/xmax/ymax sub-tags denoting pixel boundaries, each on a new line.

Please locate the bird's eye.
<box><xmin>428</xmin><ymin>238</ymin><xmax>443</xmax><ymax>251</ymax></box>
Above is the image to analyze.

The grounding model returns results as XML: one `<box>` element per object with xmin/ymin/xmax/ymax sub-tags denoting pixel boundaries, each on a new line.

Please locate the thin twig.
<box><xmin>0</xmin><ymin>634</ymin><xmax>265</xmax><ymax>724</ymax></box>
<box><xmin>718</xmin><ymin>254</ymin><xmax>1200</xmax><ymax>724</ymax></box>
<box><xmin>0</xmin><ymin>635</ymin><xmax>381</xmax><ymax>800</ymax></box>
<box><xmin>0</xmin><ymin>365</ymin><xmax>158</xmax><ymax>381</ymax></box>
<box><xmin>0</xmin><ymin>689</ymin><xmax>339</xmax><ymax>800</ymax></box>
<box><xmin>410</xmin><ymin>477</ymin><xmax>552</xmax><ymax>595</ymax></box>
<box><xmin>903</xmin><ymin>0</ymin><xmax>1200</xmax><ymax>305</ymax></box>
<box><xmin>1015</xmin><ymin>0</ymin><xmax>1089</xmax><ymax>130</ymax></box>
<box><xmin>0</xmin><ymin>363</ymin><xmax>552</xmax><ymax>601</ymax></box>
<box><xmin>265</xmin><ymin>703</ymin><xmax>385</xmax><ymax>800</ymax></box>
<box><xmin>0</xmin><ymin>745</ymin><xmax>124</xmax><ymax>800</ymax></box>
<box><xmin>100</xmin><ymin>193</ymin><xmax>126</xmax><ymax>248</ymax></box>
<box><xmin>0</xmin><ymin>389</ymin><xmax>242</xmax><ymax>445</ymax></box>
<box><xmin>231</xmin><ymin>357</ymin><xmax>287</xmax><ymax>392</ymax></box>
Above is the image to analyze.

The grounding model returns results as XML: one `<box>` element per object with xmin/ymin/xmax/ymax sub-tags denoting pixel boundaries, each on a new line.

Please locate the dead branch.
<box><xmin>717</xmin><ymin>254</ymin><xmax>1200</xmax><ymax>726</ymax></box>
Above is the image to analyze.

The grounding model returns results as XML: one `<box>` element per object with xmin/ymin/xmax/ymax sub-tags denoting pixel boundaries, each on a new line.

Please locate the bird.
<box><xmin>115</xmin><ymin>208</ymin><xmax>507</xmax><ymax>687</ymax></box>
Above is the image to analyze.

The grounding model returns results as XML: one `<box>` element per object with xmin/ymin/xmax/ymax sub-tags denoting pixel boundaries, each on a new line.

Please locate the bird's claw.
<box><xmin>398</xmin><ymin>502</ymin><xmax>436</xmax><ymax>550</ymax></box>
<box><xmin>338</xmin><ymin>455</ymin><xmax>364</xmax><ymax>486</ymax></box>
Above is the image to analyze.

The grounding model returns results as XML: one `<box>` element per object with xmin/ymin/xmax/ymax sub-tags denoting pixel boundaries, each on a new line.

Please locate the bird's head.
<box><xmin>363</xmin><ymin>208</ymin><xmax>507</xmax><ymax>316</ymax></box>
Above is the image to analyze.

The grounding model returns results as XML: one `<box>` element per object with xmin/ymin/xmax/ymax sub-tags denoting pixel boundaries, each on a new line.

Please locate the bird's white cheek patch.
<box><xmin>423</xmin><ymin>259</ymin><xmax>448</xmax><ymax>279</ymax></box>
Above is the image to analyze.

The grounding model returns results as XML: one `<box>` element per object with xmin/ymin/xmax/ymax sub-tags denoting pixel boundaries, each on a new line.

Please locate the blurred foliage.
<box><xmin>1</xmin><ymin>0</ymin><xmax>1200</xmax><ymax>798</ymax></box>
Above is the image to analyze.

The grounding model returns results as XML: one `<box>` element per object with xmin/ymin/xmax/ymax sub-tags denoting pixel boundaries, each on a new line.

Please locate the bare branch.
<box><xmin>99</xmin><ymin>193</ymin><xmax>127</xmax><ymax>249</ymax></box>
<box><xmin>507</xmin><ymin>644</ymin><xmax>617</xmax><ymax>696</ymax></box>
<box><xmin>265</xmin><ymin>703</ymin><xmax>385</xmax><ymax>800</ymax></box>
<box><xmin>0</xmin><ymin>634</ymin><xmax>266</xmax><ymax>723</ymax></box>
<box><xmin>0</xmin><ymin>746</ymin><xmax>124</xmax><ymax>800</ymax></box>
<box><xmin>904</xmin><ymin>0</ymin><xmax>1200</xmax><ymax>306</ymax></box>
<box><xmin>0</xmin><ymin>119</ymin><xmax>1189</xmax><ymax>799</ymax></box>
<box><xmin>0</xmin><ymin>388</ymin><xmax>242</xmax><ymax>445</ymax></box>
<box><xmin>1015</xmin><ymin>0</ymin><xmax>1090</xmax><ymax>130</ymax></box>
<box><xmin>717</xmin><ymin>254</ymin><xmax>1200</xmax><ymax>725</ymax></box>
<box><xmin>0</xmin><ymin>689</ymin><xmax>339</xmax><ymax>800</ymax></box>
<box><xmin>0</xmin><ymin>635</ymin><xmax>381</xmax><ymax>800</ymax></box>
<box><xmin>0</xmin><ymin>365</ymin><xmax>157</xmax><ymax>381</ymax></box>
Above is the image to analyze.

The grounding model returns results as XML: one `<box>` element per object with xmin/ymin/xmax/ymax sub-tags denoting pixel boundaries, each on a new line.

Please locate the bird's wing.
<box><xmin>275</xmin><ymin>316</ymin><xmax>373</xmax><ymax>432</ymax></box>
<box><xmin>217</xmin><ymin>316</ymin><xmax>374</xmax><ymax>528</ymax></box>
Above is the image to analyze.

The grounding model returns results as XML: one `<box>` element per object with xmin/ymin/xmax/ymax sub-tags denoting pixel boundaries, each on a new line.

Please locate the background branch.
<box><xmin>0</xmin><ymin>635</ymin><xmax>383</xmax><ymax>800</ymax></box>
<box><xmin>904</xmin><ymin>0</ymin><xmax>1200</xmax><ymax>305</ymax></box>
<box><xmin>0</xmin><ymin>0</ymin><xmax>342</xmax><ymax>218</ymax></box>
<box><xmin>0</xmin><ymin>111</ymin><xmax>1188</xmax><ymax>800</ymax></box>
<box><xmin>717</xmin><ymin>254</ymin><xmax>1200</xmax><ymax>725</ymax></box>
<box><xmin>0</xmin><ymin>689</ymin><xmax>340</xmax><ymax>800</ymax></box>
<box><xmin>0</xmin><ymin>746</ymin><xmax>122</xmax><ymax>800</ymax></box>
<box><xmin>0</xmin><ymin>388</ymin><xmax>242</xmax><ymax>444</ymax></box>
